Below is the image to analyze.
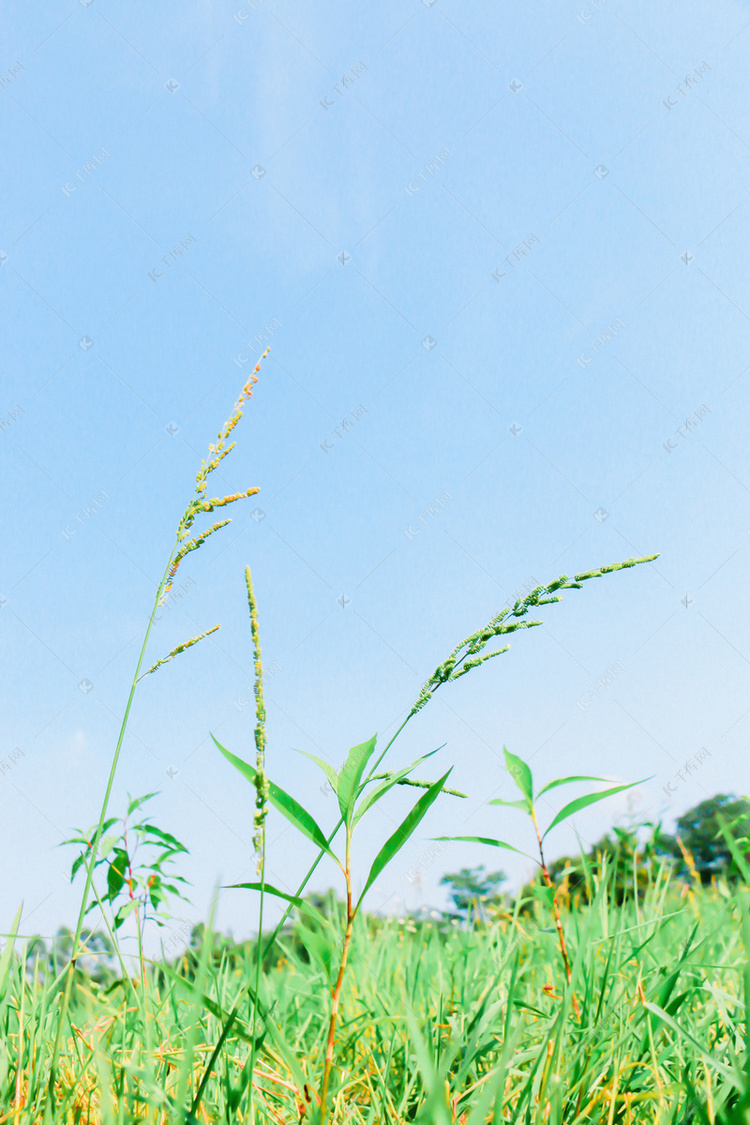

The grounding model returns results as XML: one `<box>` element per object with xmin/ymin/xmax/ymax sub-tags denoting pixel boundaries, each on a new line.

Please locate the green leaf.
<box><xmin>137</xmin><ymin>828</ymin><xmax>191</xmax><ymax>850</ymax></box>
<box><xmin>535</xmin><ymin>775</ymin><xmax>609</xmax><ymax>799</ymax></box>
<box><xmin>503</xmin><ymin>747</ymin><xmax>533</xmax><ymax>807</ymax></box>
<box><xmin>295</xmin><ymin>750</ymin><xmax>339</xmax><ymax>795</ymax></box>
<box><xmin>535</xmin><ymin>885</ymin><xmax>556</xmax><ymax>909</ymax></box>
<box><xmin>337</xmin><ymin>734</ymin><xmax>378</xmax><ymax>825</ymax></box>
<box><xmin>70</xmin><ymin>852</ymin><xmax>88</xmax><ymax>881</ymax></box>
<box><xmin>149</xmin><ymin>876</ymin><xmax>163</xmax><ymax>910</ymax></box>
<box><xmin>127</xmin><ymin>792</ymin><xmax>158</xmax><ymax>816</ymax></box>
<box><xmin>113</xmin><ymin>899</ymin><xmax>139</xmax><ymax>930</ymax></box>
<box><xmin>98</xmin><ymin>834</ymin><xmax>120</xmax><ymax>861</ymax></box>
<box><xmin>106</xmin><ymin>849</ymin><xmax>128</xmax><ymax>903</ymax></box>
<box><xmin>435</xmin><ymin>835</ymin><xmax>534</xmax><ymax>861</ymax></box>
<box><xmin>487</xmin><ymin>798</ymin><xmax>530</xmax><ymax>812</ymax></box>
<box><xmin>543</xmin><ymin>780</ymin><xmax>649</xmax><ymax>839</ymax></box>
<box><xmin>358</xmin><ymin>770</ymin><xmax>452</xmax><ymax>906</ymax></box>
<box><xmin>213</xmin><ymin>735</ymin><xmax>338</xmax><ymax>862</ymax></box>
<box><xmin>228</xmin><ymin>883</ymin><xmax>332</xmax><ymax>930</ymax></box>
<box><xmin>352</xmin><ymin>751</ymin><xmax>439</xmax><ymax>827</ymax></box>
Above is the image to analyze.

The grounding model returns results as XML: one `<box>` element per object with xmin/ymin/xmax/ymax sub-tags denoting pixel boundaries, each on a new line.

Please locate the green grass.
<box><xmin>7</xmin><ymin>367</ymin><xmax>742</xmax><ymax>1123</ymax></box>
<box><xmin>2</xmin><ymin>867</ymin><xmax>749</xmax><ymax>1123</ymax></box>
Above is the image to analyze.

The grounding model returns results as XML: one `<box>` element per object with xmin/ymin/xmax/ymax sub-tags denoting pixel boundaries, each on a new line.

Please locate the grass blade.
<box><xmin>358</xmin><ymin>770</ymin><xmax>451</xmax><ymax>905</ymax></box>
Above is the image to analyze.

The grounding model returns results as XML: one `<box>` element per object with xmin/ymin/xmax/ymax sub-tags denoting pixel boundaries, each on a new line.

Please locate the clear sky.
<box><xmin>2</xmin><ymin>0</ymin><xmax>750</xmax><ymax>953</ymax></box>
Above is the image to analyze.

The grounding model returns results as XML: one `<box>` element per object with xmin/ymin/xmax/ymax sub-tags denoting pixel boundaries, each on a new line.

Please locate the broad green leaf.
<box><xmin>488</xmin><ymin>798</ymin><xmax>530</xmax><ymax>812</ymax></box>
<box><xmin>543</xmin><ymin>780</ymin><xmax>648</xmax><ymax>838</ymax></box>
<box><xmin>228</xmin><ymin>883</ymin><xmax>332</xmax><ymax>930</ymax></box>
<box><xmin>107</xmin><ymin>849</ymin><xmax>128</xmax><ymax>903</ymax></box>
<box><xmin>295</xmin><ymin>749</ymin><xmax>339</xmax><ymax>795</ymax></box>
<box><xmin>213</xmin><ymin>735</ymin><xmax>338</xmax><ymax>862</ymax></box>
<box><xmin>352</xmin><ymin>750</ymin><xmax>439</xmax><ymax>827</ymax></box>
<box><xmin>535</xmin><ymin>774</ymin><xmax>609</xmax><ymax>799</ymax></box>
<box><xmin>337</xmin><ymin>734</ymin><xmax>378</xmax><ymax>824</ymax></box>
<box><xmin>358</xmin><ymin>770</ymin><xmax>451</xmax><ymax>906</ymax></box>
<box><xmin>436</xmin><ymin>835</ymin><xmax>533</xmax><ymax>861</ymax></box>
<box><xmin>503</xmin><ymin>747</ymin><xmax>534</xmax><ymax>806</ymax></box>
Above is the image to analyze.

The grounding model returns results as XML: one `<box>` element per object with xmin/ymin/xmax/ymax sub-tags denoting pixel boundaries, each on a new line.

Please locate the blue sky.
<box><xmin>2</xmin><ymin>0</ymin><xmax>750</xmax><ymax>951</ymax></box>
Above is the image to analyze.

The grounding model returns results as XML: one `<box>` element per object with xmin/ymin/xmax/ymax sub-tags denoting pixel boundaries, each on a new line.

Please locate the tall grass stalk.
<box><xmin>43</xmin><ymin>357</ymin><xmax>267</xmax><ymax>1117</ymax></box>
<box><xmin>245</xmin><ymin>565</ymin><xmax>268</xmax><ymax>1124</ymax></box>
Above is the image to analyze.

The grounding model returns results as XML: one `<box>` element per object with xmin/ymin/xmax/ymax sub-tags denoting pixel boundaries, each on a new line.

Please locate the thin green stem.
<box><xmin>246</xmin><ymin>849</ymin><xmax>266</xmax><ymax>1124</ymax></box>
<box><xmin>45</xmin><ymin>541</ymin><xmax>179</xmax><ymax>1113</ymax></box>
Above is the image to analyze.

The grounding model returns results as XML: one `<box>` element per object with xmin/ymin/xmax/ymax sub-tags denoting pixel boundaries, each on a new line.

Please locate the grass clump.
<box><xmin>4</xmin><ymin>870</ymin><xmax>750</xmax><ymax>1122</ymax></box>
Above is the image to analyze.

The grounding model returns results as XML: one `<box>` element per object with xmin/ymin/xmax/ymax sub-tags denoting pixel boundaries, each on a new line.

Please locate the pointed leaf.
<box><xmin>106</xmin><ymin>849</ymin><xmax>128</xmax><ymax>903</ymax></box>
<box><xmin>358</xmin><ymin>770</ymin><xmax>451</xmax><ymax>905</ymax></box>
<box><xmin>487</xmin><ymin>798</ymin><xmax>531</xmax><ymax>812</ymax></box>
<box><xmin>503</xmin><ymin>748</ymin><xmax>533</xmax><ymax>806</ymax></box>
<box><xmin>295</xmin><ymin>750</ymin><xmax>339</xmax><ymax>795</ymax></box>
<box><xmin>127</xmin><ymin>792</ymin><xmax>158</xmax><ymax>816</ymax></box>
<box><xmin>352</xmin><ymin>751</ymin><xmax>439</xmax><ymax>827</ymax></box>
<box><xmin>228</xmin><ymin>883</ymin><xmax>332</xmax><ymax>930</ymax></box>
<box><xmin>337</xmin><ymin>734</ymin><xmax>378</xmax><ymax>824</ymax></box>
<box><xmin>436</xmin><ymin>835</ymin><xmax>534</xmax><ymax>861</ymax></box>
<box><xmin>136</xmin><ymin>825</ymin><xmax>189</xmax><ymax>852</ymax></box>
<box><xmin>535</xmin><ymin>775</ymin><xmax>609</xmax><ymax>799</ymax></box>
<box><xmin>213</xmin><ymin>735</ymin><xmax>338</xmax><ymax>862</ymax></box>
<box><xmin>543</xmin><ymin>779</ymin><xmax>649</xmax><ymax>839</ymax></box>
<box><xmin>71</xmin><ymin>853</ymin><xmax>88</xmax><ymax>881</ymax></box>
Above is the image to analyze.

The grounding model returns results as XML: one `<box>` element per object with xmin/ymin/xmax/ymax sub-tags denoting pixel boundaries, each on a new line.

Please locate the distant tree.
<box><xmin>440</xmin><ymin>866</ymin><xmax>506</xmax><ymax>921</ymax></box>
<box><xmin>655</xmin><ymin>794</ymin><xmax>750</xmax><ymax>884</ymax></box>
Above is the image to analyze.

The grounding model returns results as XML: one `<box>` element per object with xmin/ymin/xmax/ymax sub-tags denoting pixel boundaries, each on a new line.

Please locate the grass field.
<box><xmin>7</xmin><ymin>367</ymin><xmax>745</xmax><ymax>1123</ymax></box>
<box><xmin>3</xmin><ymin>863</ymin><xmax>749</xmax><ymax>1123</ymax></box>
